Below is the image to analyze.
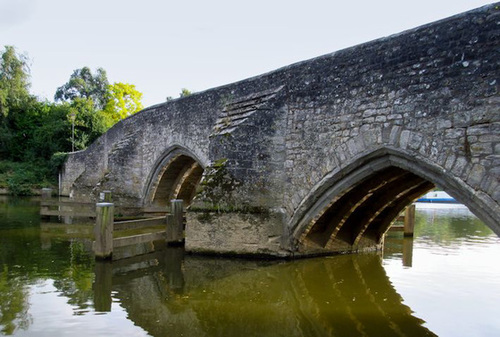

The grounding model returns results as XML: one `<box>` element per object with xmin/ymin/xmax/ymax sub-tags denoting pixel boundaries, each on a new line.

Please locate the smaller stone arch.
<box><xmin>288</xmin><ymin>148</ymin><xmax>499</xmax><ymax>255</ymax></box>
<box><xmin>143</xmin><ymin>146</ymin><xmax>205</xmax><ymax>207</ymax></box>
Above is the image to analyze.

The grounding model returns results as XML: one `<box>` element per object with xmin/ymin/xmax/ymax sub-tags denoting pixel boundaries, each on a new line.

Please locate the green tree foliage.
<box><xmin>54</xmin><ymin>67</ymin><xmax>109</xmax><ymax>110</ymax></box>
<box><xmin>1</xmin><ymin>99</ymin><xmax>72</xmax><ymax>162</ymax></box>
<box><xmin>54</xmin><ymin>67</ymin><xmax>137</xmax><ymax>148</ymax></box>
<box><xmin>0</xmin><ymin>47</ymin><xmax>73</xmax><ymax>193</ymax></box>
<box><xmin>0</xmin><ymin>46</ymin><xmax>37</xmax><ymax>161</ymax></box>
<box><xmin>103</xmin><ymin>82</ymin><xmax>143</xmax><ymax>124</ymax></box>
<box><xmin>0</xmin><ymin>46</ymin><xmax>31</xmax><ymax>117</ymax></box>
<box><xmin>0</xmin><ymin>46</ymin><xmax>144</xmax><ymax>194</ymax></box>
<box><xmin>69</xmin><ymin>98</ymin><xmax>108</xmax><ymax>149</ymax></box>
<box><xmin>29</xmin><ymin>103</ymin><xmax>72</xmax><ymax>159</ymax></box>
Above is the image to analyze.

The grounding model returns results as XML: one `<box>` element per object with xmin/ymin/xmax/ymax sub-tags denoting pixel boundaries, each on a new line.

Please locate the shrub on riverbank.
<box><xmin>0</xmin><ymin>161</ymin><xmax>54</xmax><ymax>196</ymax></box>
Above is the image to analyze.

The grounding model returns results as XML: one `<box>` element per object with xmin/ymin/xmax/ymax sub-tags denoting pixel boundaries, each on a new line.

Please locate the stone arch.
<box><xmin>288</xmin><ymin>148</ymin><xmax>499</xmax><ymax>254</ymax></box>
<box><xmin>143</xmin><ymin>146</ymin><xmax>205</xmax><ymax>207</ymax></box>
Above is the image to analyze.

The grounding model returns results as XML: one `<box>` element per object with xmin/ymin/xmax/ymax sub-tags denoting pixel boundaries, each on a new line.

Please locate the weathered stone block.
<box><xmin>185</xmin><ymin>211</ymin><xmax>284</xmax><ymax>256</ymax></box>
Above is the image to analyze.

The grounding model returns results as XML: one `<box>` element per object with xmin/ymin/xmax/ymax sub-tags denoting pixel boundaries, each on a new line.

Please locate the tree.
<box><xmin>54</xmin><ymin>67</ymin><xmax>109</xmax><ymax>110</ymax></box>
<box><xmin>0</xmin><ymin>46</ymin><xmax>35</xmax><ymax>160</ymax></box>
<box><xmin>0</xmin><ymin>52</ymin><xmax>125</xmax><ymax>192</ymax></box>
<box><xmin>54</xmin><ymin>67</ymin><xmax>113</xmax><ymax>149</ymax></box>
<box><xmin>28</xmin><ymin>102</ymin><xmax>72</xmax><ymax>160</ymax></box>
<box><xmin>68</xmin><ymin>98</ymin><xmax>109</xmax><ymax>150</ymax></box>
<box><xmin>102</xmin><ymin>82</ymin><xmax>143</xmax><ymax>124</ymax></box>
<box><xmin>0</xmin><ymin>46</ymin><xmax>31</xmax><ymax>117</ymax></box>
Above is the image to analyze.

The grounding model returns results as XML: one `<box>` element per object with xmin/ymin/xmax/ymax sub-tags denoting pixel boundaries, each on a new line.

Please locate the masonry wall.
<box><xmin>277</xmin><ymin>4</ymin><xmax>500</xmax><ymax>236</ymax></box>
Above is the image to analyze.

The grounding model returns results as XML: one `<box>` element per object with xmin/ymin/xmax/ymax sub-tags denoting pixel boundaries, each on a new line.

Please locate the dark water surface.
<box><xmin>0</xmin><ymin>197</ymin><xmax>499</xmax><ymax>336</ymax></box>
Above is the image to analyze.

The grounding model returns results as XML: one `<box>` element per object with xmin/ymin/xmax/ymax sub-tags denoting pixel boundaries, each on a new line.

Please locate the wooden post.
<box><xmin>41</xmin><ymin>188</ymin><xmax>53</xmax><ymax>199</ymax></box>
<box><xmin>403</xmin><ymin>204</ymin><xmax>416</xmax><ymax>237</ymax></box>
<box><xmin>166</xmin><ymin>199</ymin><xmax>184</xmax><ymax>245</ymax></box>
<box><xmin>94</xmin><ymin>202</ymin><xmax>114</xmax><ymax>259</ymax></box>
<box><xmin>99</xmin><ymin>190</ymin><xmax>112</xmax><ymax>202</ymax></box>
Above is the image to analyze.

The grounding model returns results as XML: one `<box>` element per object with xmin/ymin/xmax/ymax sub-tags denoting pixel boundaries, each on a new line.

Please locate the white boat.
<box><xmin>416</xmin><ymin>191</ymin><xmax>456</xmax><ymax>203</ymax></box>
<box><xmin>414</xmin><ymin>191</ymin><xmax>468</xmax><ymax>209</ymax></box>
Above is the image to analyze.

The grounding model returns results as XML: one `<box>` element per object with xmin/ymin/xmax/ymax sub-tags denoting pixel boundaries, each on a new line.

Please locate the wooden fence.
<box><xmin>93</xmin><ymin>199</ymin><xmax>185</xmax><ymax>260</ymax></box>
<box><xmin>39</xmin><ymin>188</ymin><xmax>185</xmax><ymax>260</ymax></box>
<box><xmin>40</xmin><ymin>188</ymin><xmax>168</xmax><ymax>219</ymax></box>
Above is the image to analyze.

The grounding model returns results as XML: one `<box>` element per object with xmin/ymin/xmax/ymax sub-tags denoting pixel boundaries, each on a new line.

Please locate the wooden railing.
<box><xmin>39</xmin><ymin>188</ymin><xmax>185</xmax><ymax>260</ymax></box>
<box><xmin>39</xmin><ymin>189</ymin><xmax>168</xmax><ymax>219</ymax></box>
<box><xmin>93</xmin><ymin>199</ymin><xmax>185</xmax><ymax>260</ymax></box>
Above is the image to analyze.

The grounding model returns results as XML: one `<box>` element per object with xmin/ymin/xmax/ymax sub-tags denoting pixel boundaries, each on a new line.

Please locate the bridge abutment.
<box><xmin>185</xmin><ymin>211</ymin><xmax>286</xmax><ymax>257</ymax></box>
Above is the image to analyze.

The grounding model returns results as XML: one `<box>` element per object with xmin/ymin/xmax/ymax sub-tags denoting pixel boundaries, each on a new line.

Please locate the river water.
<box><xmin>0</xmin><ymin>197</ymin><xmax>499</xmax><ymax>336</ymax></box>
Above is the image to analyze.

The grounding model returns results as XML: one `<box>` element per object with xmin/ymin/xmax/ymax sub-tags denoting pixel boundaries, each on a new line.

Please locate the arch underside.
<box><xmin>300</xmin><ymin>166</ymin><xmax>434</xmax><ymax>253</ymax></box>
<box><xmin>293</xmin><ymin>149</ymin><xmax>499</xmax><ymax>255</ymax></box>
<box><xmin>147</xmin><ymin>154</ymin><xmax>204</xmax><ymax>207</ymax></box>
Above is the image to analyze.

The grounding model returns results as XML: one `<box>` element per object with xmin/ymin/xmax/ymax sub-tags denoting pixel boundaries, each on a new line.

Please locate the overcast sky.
<box><xmin>1</xmin><ymin>0</ymin><xmax>494</xmax><ymax>107</ymax></box>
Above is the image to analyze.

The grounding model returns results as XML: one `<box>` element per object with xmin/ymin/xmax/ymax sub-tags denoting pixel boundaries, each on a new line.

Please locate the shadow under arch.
<box><xmin>143</xmin><ymin>146</ymin><xmax>205</xmax><ymax>207</ymax></box>
<box><xmin>289</xmin><ymin>147</ymin><xmax>499</xmax><ymax>253</ymax></box>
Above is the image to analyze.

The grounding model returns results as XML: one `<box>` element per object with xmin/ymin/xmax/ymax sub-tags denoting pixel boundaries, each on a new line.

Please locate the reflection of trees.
<box><xmin>52</xmin><ymin>241</ymin><xmax>94</xmax><ymax>315</ymax></box>
<box><xmin>0</xmin><ymin>198</ymin><xmax>38</xmax><ymax>334</ymax></box>
<box><xmin>0</xmin><ymin>198</ymin><xmax>94</xmax><ymax>330</ymax></box>
<box><xmin>385</xmin><ymin>209</ymin><xmax>491</xmax><ymax>261</ymax></box>
<box><xmin>1</xmin><ymin>197</ymin><xmax>96</xmax><ymax>317</ymax></box>
<box><xmin>0</xmin><ymin>265</ymin><xmax>31</xmax><ymax>335</ymax></box>
<box><xmin>414</xmin><ymin>209</ymin><xmax>492</xmax><ymax>245</ymax></box>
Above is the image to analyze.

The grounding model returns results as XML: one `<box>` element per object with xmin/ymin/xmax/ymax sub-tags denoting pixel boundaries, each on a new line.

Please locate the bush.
<box><xmin>7</xmin><ymin>169</ymin><xmax>35</xmax><ymax>196</ymax></box>
<box><xmin>50</xmin><ymin>152</ymin><xmax>68</xmax><ymax>174</ymax></box>
<box><xmin>0</xmin><ymin>160</ymin><xmax>55</xmax><ymax>195</ymax></box>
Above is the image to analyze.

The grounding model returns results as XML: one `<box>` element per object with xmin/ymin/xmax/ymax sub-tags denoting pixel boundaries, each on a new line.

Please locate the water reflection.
<box><xmin>1</xmin><ymin>197</ymin><xmax>499</xmax><ymax>336</ymax></box>
<box><xmin>0</xmin><ymin>266</ymin><xmax>31</xmax><ymax>335</ymax></box>
<box><xmin>93</xmin><ymin>249</ymin><xmax>434</xmax><ymax>337</ymax></box>
<box><xmin>384</xmin><ymin>206</ymin><xmax>500</xmax><ymax>337</ymax></box>
<box><xmin>0</xmin><ymin>197</ymin><xmax>95</xmax><ymax>334</ymax></box>
<box><xmin>401</xmin><ymin>237</ymin><xmax>414</xmax><ymax>267</ymax></box>
<box><xmin>415</xmin><ymin>208</ymin><xmax>492</xmax><ymax>245</ymax></box>
<box><xmin>93</xmin><ymin>261</ymin><xmax>112</xmax><ymax>312</ymax></box>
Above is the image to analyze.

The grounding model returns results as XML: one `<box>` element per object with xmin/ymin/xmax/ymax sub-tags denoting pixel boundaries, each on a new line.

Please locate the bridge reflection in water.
<box><xmin>94</xmin><ymin>247</ymin><xmax>434</xmax><ymax>336</ymax></box>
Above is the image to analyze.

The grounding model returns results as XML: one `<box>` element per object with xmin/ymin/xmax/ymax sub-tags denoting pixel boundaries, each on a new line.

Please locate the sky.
<box><xmin>0</xmin><ymin>0</ymin><xmax>495</xmax><ymax>108</ymax></box>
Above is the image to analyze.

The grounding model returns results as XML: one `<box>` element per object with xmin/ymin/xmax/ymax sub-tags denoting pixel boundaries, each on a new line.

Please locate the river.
<box><xmin>0</xmin><ymin>196</ymin><xmax>499</xmax><ymax>336</ymax></box>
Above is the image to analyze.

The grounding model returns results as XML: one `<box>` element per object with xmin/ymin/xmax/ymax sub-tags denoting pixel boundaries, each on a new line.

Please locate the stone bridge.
<box><xmin>61</xmin><ymin>4</ymin><xmax>500</xmax><ymax>257</ymax></box>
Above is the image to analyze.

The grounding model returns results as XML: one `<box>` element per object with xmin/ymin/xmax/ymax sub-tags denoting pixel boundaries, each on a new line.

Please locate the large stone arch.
<box><xmin>143</xmin><ymin>146</ymin><xmax>206</xmax><ymax>207</ymax></box>
<box><xmin>287</xmin><ymin>147</ymin><xmax>500</xmax><ymax>255</ymax></box>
